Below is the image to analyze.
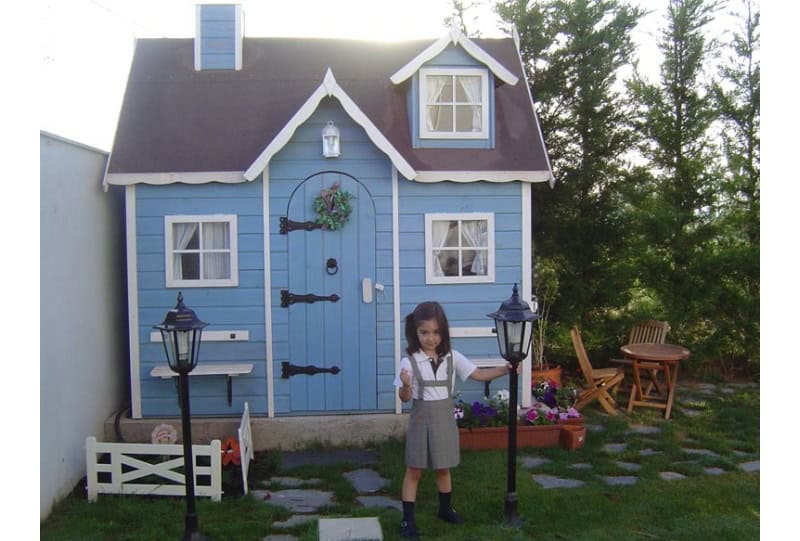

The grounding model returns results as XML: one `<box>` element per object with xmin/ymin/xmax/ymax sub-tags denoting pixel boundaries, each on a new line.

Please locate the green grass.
<box><xmin>41</xmin><ymin>383</ymin><xmax>759</xmax><ymax>540</ymax></box>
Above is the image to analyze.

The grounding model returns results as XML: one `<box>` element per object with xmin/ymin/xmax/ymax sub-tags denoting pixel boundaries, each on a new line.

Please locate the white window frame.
<box><xmin>165</xmin><ymin>215</ymin><xmax>239</xmax><ymax>288</ymax></box>
<box><xmin>425</xmin><ymin>212</ymin><xmax>495</xmax><ymax>284</ymax></box>
<box><xmin>419</xmin><ymin>67</ymin><xmax>489</xmax><ymax>139</ymax></box>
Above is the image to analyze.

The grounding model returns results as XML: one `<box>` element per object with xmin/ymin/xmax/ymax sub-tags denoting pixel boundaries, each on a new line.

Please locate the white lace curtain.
<box><xmin>172</xmin><ymin>223</ymin><xmax>198</xmax><ymax>280</ymax></box>
<box><xmin>426</xmin><ymin>75</ymin><xmax>450</xmax><ymax>132</ymax></box>
<box><xmin>461</xmin><ymin>220</ymin><xmax>487</xmax><ymax>275</ymax></box>
<box><xmin>456</xmin><ymin>76</ymin><xmax>482</xmax><ymax>132</ymax></box>
<box><xmin>431</xmin><ymin>220</ymin><xmax>451</xmax><ymax>277</ymax></box>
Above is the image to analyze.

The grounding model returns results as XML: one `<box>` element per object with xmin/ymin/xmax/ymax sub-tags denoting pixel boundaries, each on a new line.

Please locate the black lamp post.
<box><xmin>487</xmin><ymin>284</ymin><xmax>538</xmax><ymax>525</ymax></box>
<box><xmin>154</xmin><ymin>292</ymin><xmax>209</xmax><ymax>541</ymax></box>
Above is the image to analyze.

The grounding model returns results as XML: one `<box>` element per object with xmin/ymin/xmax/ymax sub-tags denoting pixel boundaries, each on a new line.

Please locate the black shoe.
<box><xmin>437</xmin><ymin>508</ymin><xmax>465</xmax><ymax>524</ymax></box>
<box><xmin>400</xmin><ymin>520</ymin><xmax>420</xmax><ymax>540</ymax></box>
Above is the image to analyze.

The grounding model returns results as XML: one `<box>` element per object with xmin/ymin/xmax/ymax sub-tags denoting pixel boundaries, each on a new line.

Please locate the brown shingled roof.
<box><xmin>107</xmin><ymin>36</ymin><xmax>549</xmax><ymax>176</ymax></box>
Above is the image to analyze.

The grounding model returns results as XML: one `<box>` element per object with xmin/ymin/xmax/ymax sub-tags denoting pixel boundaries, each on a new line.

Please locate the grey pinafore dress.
<box><xmin>405</xmin><ymin>353</ymin><xmax>461</xmax><ymax>470</ymax></box>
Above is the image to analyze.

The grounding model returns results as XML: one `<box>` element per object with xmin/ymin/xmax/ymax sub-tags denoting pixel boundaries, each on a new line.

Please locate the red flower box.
<box><xmin>459</xmin><ymin>422</ymin><xmax>585</xmax><ymax>451</ymax></box>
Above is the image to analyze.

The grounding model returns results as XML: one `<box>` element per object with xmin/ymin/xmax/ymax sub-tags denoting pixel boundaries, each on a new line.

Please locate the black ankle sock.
<box><xmin>402</xmin><ymin>500</ymin><xmax>415</xmax><ymax>522</ymax></box>
<box><xmin>438</xmin><ymin>491</ymin><xmax>452</xmax><ymax>513</ymax></box>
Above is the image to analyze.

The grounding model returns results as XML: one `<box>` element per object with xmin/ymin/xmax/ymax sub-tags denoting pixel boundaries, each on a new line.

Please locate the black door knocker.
<box><xmin>326</xmin><ymin>258</ymin><xmax>339</xmax><ymax>275</ymax></box>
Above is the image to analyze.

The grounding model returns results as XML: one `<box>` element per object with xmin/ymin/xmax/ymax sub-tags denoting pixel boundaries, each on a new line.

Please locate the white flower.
<box><xmin>453</xmin><ymin>406</ymin><xmax>464</xmax><ymax>420</ymax></box>
<box><xmin>494</xmin><ymin>389</ymin><xmax>510</xmax><ymax>403</ymax></box>
<box><xmin>151</xmin><ymin>423</ymin><xmax>178</xmax><ymax>444</ymax></box>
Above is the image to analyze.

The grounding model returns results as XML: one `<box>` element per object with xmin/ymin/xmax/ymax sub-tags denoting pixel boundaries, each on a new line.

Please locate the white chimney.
<box><xmin>194</xmin><ymin>3</ymin><xmax>243</xmax><ymax>71</ymax></box>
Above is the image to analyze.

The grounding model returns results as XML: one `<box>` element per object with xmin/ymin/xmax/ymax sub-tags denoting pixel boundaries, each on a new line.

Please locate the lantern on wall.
<box><xmin>322</xmin><ymin>121</ymin><xmax>341</xmax><ymax>158</ymax></box>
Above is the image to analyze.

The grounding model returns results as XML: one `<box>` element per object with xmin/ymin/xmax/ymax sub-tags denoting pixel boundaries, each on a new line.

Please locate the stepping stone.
<box><xmin>659</xmin><ymin>471</ymin><xmax>687</xmax><ymax>481</ymax></box>
<box><xmin>344</xmin><ymin>469</ymin><xmax>389</xmax><ymax>493</ymax></box>
<box><xmin>261</xmin><ymin>536</ymin><xmax>298</xmax><ymax>541</ymax></box>
<box><xmin>253</xmin><ymin>489</ymin><xmax>334</xmax><ymax>513</ymax></box>
<box><xmin>679</xmin><ymin>408</ymin><xmax>703</xmax><ymax>417</ymax></box>
<box><xmin>521</xmin><ymin>456</ymin><xmax>550</xmax><ymax>468</ymax></box>
<box><xmin>601</xmin><ymin>476</ymin><xmax>638</xmax><ymax>486</ymax></box>
<box><xmin>357</xmin><ymin>495</ymin><xmax>402</xmax><ymax>511</ymax></box>
<box><xmin>279</xmin><ymin>449</ymin><xmax>377</xmax><ymax>470</ymax></box>
<box><xmin>318</xmin><ymin>517</ymin><xmax>383</xmax><ymax>541</ymax></box>
<box><xmin>731</xmin><ymin>450</ymin><xmax>749</xmax><ymax>457</ymax></box>
<box><xmin>615</xmin><ymin>461</ymin><xmax>642</xmax><ymax>472</ymax></box>
<box><xmin>703</xmin><ymin>467</ymin><xmax>726</xmax><ymax>475</ymax></box>
<box><xmin>569</xmin><ymin>463</ymin><xmax>593</xmax><ymax>470</ymax></box>
<box><xmin>273</xmin><ymin>515</ymin><xmax>319</xmax><ymax>528</ymax></box>
<box><xmin>720</xmin><ymin>387</ymin><xmax>736</xmax><ymax>394</ymax></box>
<box><xmin>264</xmin><ymin>476</ymin><xmax>322</xmax><ymax>488</ymax></box>
<box><xmin>585</xmin><ymin>424</ymin><xmax>605</xmax><ymax>432</ymax></box>
<box><xmin>628</xmin><ymin>424</ymin><xmax>661</xmax><ymax>435</ymax></box>
<box><xmin>639</xmin><ymin>448</ymin><xmax>662</xmax><ymax>457</ymax></box>
<box><xmin>603</xmin><ymin>443</ymin><xmax>627</xmax><ymax>453</ymax></box>
<box><xmin>739</xmin><ymin>460</ymin><xmax>760</xmax><ymax>472</ymax></box>
<box><xmin>531</xmin><ymin>474</ymin><xmax>586</xmax><ymax>489</ymax></box>
<box><xmin>682</xmin><ymin>448</ymin><xmax>720</xmax><ymax>458</ymax></box>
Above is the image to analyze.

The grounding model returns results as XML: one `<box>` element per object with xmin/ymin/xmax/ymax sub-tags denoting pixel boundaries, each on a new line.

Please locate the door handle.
<box><xmin>362</xmin><ymin>278</ymin><xmax>373</xmax><ymax>303</ymax></box>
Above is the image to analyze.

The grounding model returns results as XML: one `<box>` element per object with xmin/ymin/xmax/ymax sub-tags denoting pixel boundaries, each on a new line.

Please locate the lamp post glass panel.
<box><xmin>154</xmin><ymin>292</ymin><xmax>209</xmax><ymax>541</ymax></box>
<box><xmin>487</xmin><ymin>284</ymin><xmax>537</xmax><ymax>525</ymax></box>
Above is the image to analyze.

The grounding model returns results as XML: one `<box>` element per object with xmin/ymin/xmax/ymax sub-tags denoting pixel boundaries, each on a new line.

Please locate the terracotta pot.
<box><xmin>458</xmin><ymin>422</ymin><xmax>584</xmax><ymax>451</ymax></box>
<box><xmin>532</xmin><ymin>365</ymin><xmax>562</xmax><ymax>387</ymax></box>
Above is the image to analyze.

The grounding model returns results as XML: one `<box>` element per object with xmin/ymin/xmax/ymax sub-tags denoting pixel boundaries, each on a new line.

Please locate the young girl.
<box><xmin>394</xmin><ymin>301</ymin><xmax>512</xmax><ymax>539</ymax></box>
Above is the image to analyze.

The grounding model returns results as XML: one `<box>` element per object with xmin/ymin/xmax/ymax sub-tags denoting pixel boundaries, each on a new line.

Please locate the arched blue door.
<box><xmin>285</xmin><ymin>172</ymin><xmax>377</xmax><ymax>413</ymax></box>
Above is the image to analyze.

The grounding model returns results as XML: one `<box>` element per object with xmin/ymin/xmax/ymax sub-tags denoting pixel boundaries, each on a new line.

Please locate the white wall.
<box><xmin>40</xmin><ymin>132</ymin><xmax>128</xmax><ymax>520</ymax></box>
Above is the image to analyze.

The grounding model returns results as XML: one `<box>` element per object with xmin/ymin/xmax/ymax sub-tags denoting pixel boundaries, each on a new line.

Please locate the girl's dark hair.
<box><xmin>404</xmin><ymin>301</ymin><xmax>451</xmax><ymax>357</ymax></box>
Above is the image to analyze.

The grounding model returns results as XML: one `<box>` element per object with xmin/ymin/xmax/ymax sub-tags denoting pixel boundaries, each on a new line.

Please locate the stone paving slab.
<box><xmin>520</xmin><ymin>456</ymin><xmax>550</xmax><ymax>468</ymax></box>
<box><xmin>740</xmin><ymin>460</ymin><xmax>760</xmax><ymax>472</ymax></box>
<box><xmin>318</xmin><ymin>517</ymin><xmax>383</xmax><ymax>541</ymax></box>
<box><xmin>703</xmin><ymin>467</ymin><xmax>726</xmax><ymax>475</ymax></box>
<box><xmin>357</xmin><ymin>495</ymin><xmax>403</xmax><ymax>511</ymax></box>
<box><xmin>569</xmin><ymin>463</ymin><xmax>593</xmax><ymax>469</ymax></box>
<box><xmin>682</xmin><ymin>447</ymin><xmax>720</xmax><ymax>458</ymax></box>
<box><xmin>273</xmin><ymin>515</ymin><xmax>319</xmax><ymax>528</ymax></box>
<box><xmin>262</xmin><ymin>476</ymin><xmax>322</xmax><ymax>488</ymax></box>
<box><xmin>639</xmin><ymin>448</ymin><xmax>662</xmax><ymax>456</ymax></box>
<box><xmin>615</xmin><ymin>461</ymin><xmax>642</xmax><ymax>472</ymax></box>
<box><xmin>531</xmin><ymin>474</ymin><xmax>586</xmax><ymax>489</ymax></box>
<box><xmin>261</xmin><ymin>536</ymin><xmax>298</xmax><ymax>541</ymax></box>
<box><xmin>627</xmin><ymin>424</ymin><xmax>661</xmax><ymax>435</ymax></box>
<box><xmin>601</xmin><ymin>475</ymin><xmax>638</xmax><ymax>486</ymax></box>
<box><xmin>253</xmin><ymin>489</ymin><xmax>334</xmax><ymax>513</ymax></box>
<box><xmin>603</xmin><ymin>443</ymin><xmax>627</xmax><ymax>453</ymax></box>
<box><xmin>659</xmin><ymin>471</ymin><xmax>687</xmax><ymax>481</ymax></box>
<box><xmin>344</xmin><ymin>469</ymin><xmax>390</xmax><ymax>493</ymax></box>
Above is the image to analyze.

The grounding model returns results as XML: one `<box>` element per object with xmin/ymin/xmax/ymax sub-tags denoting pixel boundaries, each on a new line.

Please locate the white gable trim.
<box><xmin>105</xmin><ymin>171</ymin><xmax>246</xmax><ymax>187</ymax></box>
<box><xmin>390</xmin><ymin>23</ymin><xmax>518</xmax><ymax>86</ymax></box>
<box><xmin>244</xmin><ymin>68</ymin><xmax>417</xmax><ymax>181</ymax></box>
<box><xmin>414</xmin><ymin>170</ymin><xmax>552</xmax><ymax>183</ymax></box>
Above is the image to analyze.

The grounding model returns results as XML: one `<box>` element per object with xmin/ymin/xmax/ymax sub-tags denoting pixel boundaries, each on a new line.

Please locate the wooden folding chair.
<box><xmin>610</xmin><ymin>320</ymin><xmax>670</xmax><ymax>397</ymax></box>
<box><xmin>571</xmin><ymin>327</ymin><xmax>624</xmax><ymax>415</ymax></box>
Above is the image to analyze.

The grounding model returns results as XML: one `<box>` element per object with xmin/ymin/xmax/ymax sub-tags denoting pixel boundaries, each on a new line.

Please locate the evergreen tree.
<box><xmin>627</xmin><ymin>0</ymin><xmax>723</xmax><ymax>363</ymax></box>
<box><xmin>496</xmin><ymin>0</ymin><xmax>644</xmax><ymax>357</ymax></box>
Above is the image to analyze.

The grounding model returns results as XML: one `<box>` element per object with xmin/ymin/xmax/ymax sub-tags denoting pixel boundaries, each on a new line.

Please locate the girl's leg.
<box><xmin>435</xmin><ymin>468</ymin><xmax>464</xmax><ymax>524</ymax></box>
<box><xmin>402</xmin><ymin>467</ymin><xmax>423</xmax><ymax>501</ymax></box>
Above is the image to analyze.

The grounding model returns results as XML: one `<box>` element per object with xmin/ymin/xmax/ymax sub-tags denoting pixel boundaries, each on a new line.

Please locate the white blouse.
<box><xmin>393</xmin><ymin>349</ymin><xmax>477</xmax><ymax>401</ymax></box>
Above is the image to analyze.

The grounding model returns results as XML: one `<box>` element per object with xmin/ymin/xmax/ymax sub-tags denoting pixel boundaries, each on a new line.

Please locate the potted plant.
<box><xmin>532</xmin><ymin>258</ymin><xmax>561</xmax><ymax>385</ymax></box>
<box><xmin>454</xmin><ymin>387</ymin><xmax>584</xmax><ymax>451</ymax></box>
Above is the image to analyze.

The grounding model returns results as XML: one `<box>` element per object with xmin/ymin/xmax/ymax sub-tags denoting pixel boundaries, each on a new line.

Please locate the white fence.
<box><xmin>238</xmin><ymin>402</ymin><xmax>254</xmax><ymax>495</ymax></box>
<box><xmin>85</xmin><ymin>437</ymin><xmax>222</xmax><ymax>502</ymax></box>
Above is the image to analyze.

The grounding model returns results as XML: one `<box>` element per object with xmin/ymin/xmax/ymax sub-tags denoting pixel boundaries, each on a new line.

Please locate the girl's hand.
<box><xmin>400</xmin><ymin>368</ymin><xmax>412</xmax><ymax>387</ymax></box>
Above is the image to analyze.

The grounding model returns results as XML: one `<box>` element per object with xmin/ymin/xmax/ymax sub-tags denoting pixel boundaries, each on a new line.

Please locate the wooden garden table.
<box><xmin>621</xmin><ymin>343</ymin><xmax>690</xmax><ymax>419</ymax></box>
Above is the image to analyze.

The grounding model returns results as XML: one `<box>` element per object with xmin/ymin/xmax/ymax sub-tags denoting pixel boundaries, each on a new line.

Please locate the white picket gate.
<box><xmin>238</xmin><ymin>402</ymin><xmax>254</xmax><ymax>495</ymax></box>
<box><xmin>85</xmin><ymin>437</ymin><xmax>222</xmax><ymax>502</ymax></box>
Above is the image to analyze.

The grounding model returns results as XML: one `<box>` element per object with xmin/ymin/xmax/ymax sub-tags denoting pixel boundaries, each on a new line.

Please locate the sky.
<box><xmin>36</xmin><ymin>0</ymin><xmax>685</xmax><ymax>151</ymax></box>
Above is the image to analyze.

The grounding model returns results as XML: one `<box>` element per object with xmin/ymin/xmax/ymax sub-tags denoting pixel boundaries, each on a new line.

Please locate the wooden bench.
<box><xmin>150</xmin><ymin>363</ymin><xmax>253</xmax><ymax>406</ymax></box>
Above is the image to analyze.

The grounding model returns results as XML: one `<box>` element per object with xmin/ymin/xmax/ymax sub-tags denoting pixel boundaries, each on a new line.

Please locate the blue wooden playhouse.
<box><xmin>104</xmin><ymin>4</ymin><xmax>552</xmax><ymax>419</ymax></box>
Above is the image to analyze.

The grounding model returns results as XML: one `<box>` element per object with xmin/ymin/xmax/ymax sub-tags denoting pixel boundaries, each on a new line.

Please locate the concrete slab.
<box><xmin>261</xmin><ymin>535</ymin><xmax>298</xmax><ymax>541</ymax></box>
<box><xmin>343</xmin><ymin>469</ymin><xmax>390</xmax><ymax>493</ymax></box>
<box><xmin>264</xmin><ymin>476</ymin><xmax>322</xmax><ymax>488</ymax></box>
<box><xmin>318</xmin><ymin>517</ymin><xmax>383</xmax><ymax>541</ymax></box>
<box><xmin>703</xmin><ymin>467</ymin><xmax>726</xmax><ymax>475</ymax></box>
<box><xmin>253</xmin><ymin>489</ymin><xmax>334</xmax><ymax>513</ymax></box>
<box><xmin>659</xmin><ymin>471</ymin><xmax>687</xmax><ymax>481</ymax></box>
<box><xmin>639</xmin><ymin>448</ymin><xmax>662</xmax><ymax>456</ymax></box>
<box><xmin>614</xmin><ymin>461</ymin><xmax>642</xmax><ymax>472</ymax></box>
<box><xmin>357</xmin><ymin>495</ymin><xmax>402</xmax><ymax>511</ymax></box>
<box><xmin>681</xmin><ymin>448</ymin><xmax>720</xmax><ymax>458</ymax></box>
<box><xmin>531</xmin><ymin>474</ymin><xmax>586</xmax><ymax>489</ymax></box>
<box><xmin>569</xmin><ymin>463</ymin><xmax>593</xmax><ymax>469</ymax></box>
<box><xmin>627</xmin><ymin>424</ymin><xmax>661</xmax><ymax>435</ymax></box>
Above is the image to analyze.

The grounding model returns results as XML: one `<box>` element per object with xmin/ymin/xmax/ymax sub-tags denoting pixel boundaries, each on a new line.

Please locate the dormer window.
<box><xmin>419</xmin><ymin>67</ymin><xmax>489</xmax><ymax>139</ymax></box>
